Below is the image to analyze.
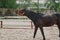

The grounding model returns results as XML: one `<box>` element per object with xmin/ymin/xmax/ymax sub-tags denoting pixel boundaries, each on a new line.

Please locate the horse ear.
<box><xmin>27</xmin><ymin>8</ymin><xmax>31</xmax><ymax>10</ymax></box>
<box><xmin>20</xmin><ymin>8</ymin><xmax>26</xmax><ymax>11</ymax></box>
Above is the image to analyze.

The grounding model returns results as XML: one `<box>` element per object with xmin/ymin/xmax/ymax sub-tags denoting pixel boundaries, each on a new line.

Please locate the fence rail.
<box><xmin>0</xmin><ymin>16</ymin><xmax>28</xmax><ymax>19</ymax></box>
<box><xmin>0</xmin><ymin>16</ymin><xmax>34</xmax><ymax>29</ymax></box>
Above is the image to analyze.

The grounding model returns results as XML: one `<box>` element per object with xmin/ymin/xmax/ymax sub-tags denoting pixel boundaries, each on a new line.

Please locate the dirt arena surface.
<box><xmin>0</xmin><ymin>26</ymin><xmax>60</xmax><ymax>40</ymax></box>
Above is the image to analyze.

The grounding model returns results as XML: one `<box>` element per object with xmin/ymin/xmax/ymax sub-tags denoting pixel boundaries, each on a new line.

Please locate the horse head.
<box><xmin>16</xmin><ymin>9</ymin><xmax>26</xmax><ymax>16</ymax></box>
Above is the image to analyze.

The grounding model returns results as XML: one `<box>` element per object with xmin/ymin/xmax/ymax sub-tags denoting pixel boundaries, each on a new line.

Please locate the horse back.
<box><xmin>42</xmin><ymin>15</ymin><xmax>57</xmax><ymax>26</ymax></box>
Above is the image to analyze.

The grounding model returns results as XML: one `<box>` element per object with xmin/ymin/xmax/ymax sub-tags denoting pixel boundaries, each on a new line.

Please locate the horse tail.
<box><xmin>54</xmin><ymin>13</ymin><xmax>60</xmax><ymax>18</ymax></box>
<box><xmin>54</xmin><ymin>13</ymin><xmax>60</xmax><ymax>22</ymax></box>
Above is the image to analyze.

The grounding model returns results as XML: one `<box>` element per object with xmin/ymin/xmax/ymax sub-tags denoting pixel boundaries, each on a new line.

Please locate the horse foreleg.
<box><xmin>57</xmin><ymin>24</ymin><xmax>60</xmax><ymax>37</ymax></box>
<box><xmin>39</xmin><ymin>27</ymin><xmax>45</xmax><ymax>40</ymax></box>
<box><xmin>33</xmin><ymin>26</ymin><xmax>38</xmax><ymax>38</ymax></box>
<box><xmin>58</xmin><ymin>28</ymin><xmax>60</xmax><ymax>37</ymax></box>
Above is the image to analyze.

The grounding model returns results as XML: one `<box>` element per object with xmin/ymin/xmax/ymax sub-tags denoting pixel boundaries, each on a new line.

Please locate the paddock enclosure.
<box><xmin>0</xmin><ymin>0</ymin><xmax>60</xmax><ymax>40</ymax></box>
<box><xmin>0</xmin><ymin>16</ymin><xmax>59</xmax><ymax>40</ymax></box>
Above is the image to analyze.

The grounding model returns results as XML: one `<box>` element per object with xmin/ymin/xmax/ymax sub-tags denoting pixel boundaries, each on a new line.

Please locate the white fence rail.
<box><xmin>0</xmin><ymin>16</ymin><xmax>34</xmax><ymax>29</ymax></box>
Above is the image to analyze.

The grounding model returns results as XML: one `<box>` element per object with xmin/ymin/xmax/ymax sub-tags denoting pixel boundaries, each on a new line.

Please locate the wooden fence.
<box><xmin>0</xmin><ymin>16</ymin><xmax>34</xmax><ymax>29</ymax></box>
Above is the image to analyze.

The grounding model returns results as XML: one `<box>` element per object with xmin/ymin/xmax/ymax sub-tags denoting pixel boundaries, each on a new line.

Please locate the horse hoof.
<box><xmin>43</xmin><ymin>38</ymin><xmax>46</xmax><ymax>40</ymax></box>
<box><xmin>43</xmin><ymin>39</ymin><xmax>45</xmax><ymax>40</ymax></box>
<box><xmin>33</xmin><ymin>36</ymin><xmax>35</xmax><ymax>38</ymax></box>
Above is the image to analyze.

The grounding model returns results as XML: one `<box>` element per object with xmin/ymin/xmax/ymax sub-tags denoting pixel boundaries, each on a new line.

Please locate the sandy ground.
<box><xmin>0</xmin><ymin>26</ymin><xmax>60</xmax><ymax>40</ymax></box>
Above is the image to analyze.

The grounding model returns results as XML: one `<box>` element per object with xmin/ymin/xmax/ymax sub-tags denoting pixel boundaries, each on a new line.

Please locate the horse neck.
<box><xmin>25</xmin><ymin>12</ymin><xmax>36</xmax><ymax>21</ymax></box>
<box><xmin>25</xmin><ymin>12</ymin><xmax>42</xmax><ymax>22</ymax></box>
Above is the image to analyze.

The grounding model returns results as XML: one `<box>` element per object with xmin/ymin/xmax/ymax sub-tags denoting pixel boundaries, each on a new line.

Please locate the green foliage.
<box><xmin>45</xmin><ymin>0</ymin><xmax>60</xmax><ymax>12</ymax></box>
<box><xmin>0</xmin><ymin>0</ymin><xmax>18</xmax><ymax>9</ymax></box>
<box><xmin>0</xmin><ymin>0</ymin><xmax>3</xmax><ymax>8</ymax></box>
<box><xmin>23</xmin><ymin>0</ymin><xmax>31</xmax><ymax>8</ymax></box>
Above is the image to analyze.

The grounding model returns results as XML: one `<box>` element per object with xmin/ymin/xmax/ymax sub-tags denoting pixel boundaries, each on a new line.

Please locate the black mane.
<box><xmin>22</xmin><ymin>9</ymin><xmax>43</xmax><ymax>22</ymax></box>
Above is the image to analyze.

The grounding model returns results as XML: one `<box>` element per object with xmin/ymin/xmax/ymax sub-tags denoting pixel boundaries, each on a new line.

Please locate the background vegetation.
<box><xmin>0</xmin><ymin>0</ymin><xmax>60</xmax><ymax>16</ymax></box>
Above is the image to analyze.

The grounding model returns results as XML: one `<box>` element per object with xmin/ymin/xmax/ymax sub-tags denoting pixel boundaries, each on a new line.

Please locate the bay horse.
<box><xmin>16</xmin><ymin>9</ymin><xmax>60</xmax><ymax>40</ymax></box>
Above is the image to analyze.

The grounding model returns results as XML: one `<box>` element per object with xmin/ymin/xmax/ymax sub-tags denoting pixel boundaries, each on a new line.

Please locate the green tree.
<box><xmin>0</xmin><ymin>0</ymin><xmax>18</xmax><ymax>9</ymax></box>
<box><xmin>45</xmin><ymin>0</ymin><xmax>60</xmax><ymax>12</ymax></box>
<box><xmin>23</xmin><ymin>0</ymin><xmax>32</xmax><ymax>9</ymax></box>
<box><xmin>0</xmin><ymin>0</ymin><xmax>4</xmax><ymax>8</ymax></box>
<box><xmin>17</xmin><ymin>0</ymin><xmax>32</xmax><ymax>9</ymax></box>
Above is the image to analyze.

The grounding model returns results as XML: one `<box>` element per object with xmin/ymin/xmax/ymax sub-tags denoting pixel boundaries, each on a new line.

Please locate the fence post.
<box><xmin>1</xmin><ymin>21</ymin><xmax>3</xmax><ymax>28</ymax></box>
<box><xmin>31</xmin><ymin>21</ymin><xmax>33</xmax><ymax>29</ymax></box>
